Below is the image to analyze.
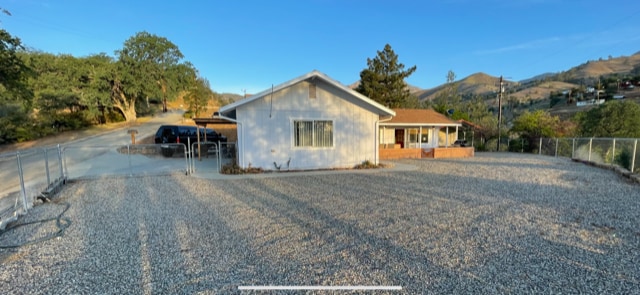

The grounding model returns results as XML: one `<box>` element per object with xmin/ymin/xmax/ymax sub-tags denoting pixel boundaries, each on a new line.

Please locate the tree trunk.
<box><xmin>121</xmin><ymin>105</ymin><xmax>137</xmax><ymax>122</ymax></box>
<box><xmin>111</xmin><ymin>79</ymin><xmax>137</xmax><ymax>122</ymax></box>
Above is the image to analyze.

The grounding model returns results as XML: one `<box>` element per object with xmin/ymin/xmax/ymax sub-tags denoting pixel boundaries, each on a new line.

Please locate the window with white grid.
<box><xmin>294</xmin><ymin>120</ymin><xmax>333</xmax><ymax>148</ymax></box>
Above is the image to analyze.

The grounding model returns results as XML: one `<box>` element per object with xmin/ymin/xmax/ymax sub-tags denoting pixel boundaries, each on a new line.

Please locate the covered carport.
<box><xmin>192</xmin><ymin>116</ymin><xmax>237</xmax><ymax>161</ymax></box>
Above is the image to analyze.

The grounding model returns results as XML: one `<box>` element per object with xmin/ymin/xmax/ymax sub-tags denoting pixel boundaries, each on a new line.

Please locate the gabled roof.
<box><xmin>457</xmin><ymin>119</ymin><xmax>484</xmax><ymax>130</ymax></box>
<box><xmin>381</xmin><ymin>108</ymin><xmax>461</xmax><ymax>126</ymax></box>
<box><xmin>218</xmin><ymin>70</ymin><xmax>395</xmax><ymax>117</ymax></box>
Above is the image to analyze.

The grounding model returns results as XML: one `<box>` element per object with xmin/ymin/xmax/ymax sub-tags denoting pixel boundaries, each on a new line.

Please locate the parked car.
<box><xmin>155</xmin><ymin>125</ymin><xmax>227</xmax><ymax>157</ymax></box>
<box><xmin>453</xmin><ymin>139</ymin><xmax>467</xmax><ymax>147</ymax></box>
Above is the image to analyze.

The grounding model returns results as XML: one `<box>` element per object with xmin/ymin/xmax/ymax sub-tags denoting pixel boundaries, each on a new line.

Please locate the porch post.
<box><xmin>446</xmin><ymin>127</ymin><xmax>449</xmax><ymax>147</ymax></box>
<box><xmin>374</xmin><ymin>121</ymin><xmax>379</xmax><ymax>165</ymax></box>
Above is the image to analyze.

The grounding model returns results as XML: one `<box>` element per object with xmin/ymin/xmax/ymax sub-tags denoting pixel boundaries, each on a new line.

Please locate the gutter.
<box><xmin>375</xmin><ymin>115</ymin><xmax>394</xmax><ymax>165</ymax></box>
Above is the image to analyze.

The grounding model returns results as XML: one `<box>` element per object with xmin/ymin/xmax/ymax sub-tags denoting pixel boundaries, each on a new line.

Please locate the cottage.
<box><xmin>217</xmin><ymin>70</ymin><xmax>395</xmax><ymax>170</ymax></box>
<box><xmin>379</xmin><ymin>109</ymin><xmax>473</xmax><ymax>159</ymax></box>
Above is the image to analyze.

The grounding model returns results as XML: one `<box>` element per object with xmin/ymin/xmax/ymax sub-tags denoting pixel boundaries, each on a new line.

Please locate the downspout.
<box><xmin>215</xmin><ymin>114</ymin><xmax>244</xmax><ymax>168</ymax></box>
<box><xmin>375</xmin><ymin>115</ymin><xmax>394</xmax><ymax>165</ymax></box>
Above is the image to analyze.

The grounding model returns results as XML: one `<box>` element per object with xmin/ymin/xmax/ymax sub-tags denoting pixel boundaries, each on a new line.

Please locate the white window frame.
<box><xmin>292</xmin><ymin>119</ymin><xmax>334</xmax><ymax>148</ymax></box>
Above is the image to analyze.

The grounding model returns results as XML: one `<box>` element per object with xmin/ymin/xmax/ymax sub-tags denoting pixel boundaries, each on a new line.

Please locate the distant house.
<box><xmin>379</xmin><ymin>109</ymin><xmax>472</xmax><ymax>159</ymax></box>
<box><xmin>217</xmin><ymin>70</ymin><xmax>395</xmax><ymax>170</ymax></box>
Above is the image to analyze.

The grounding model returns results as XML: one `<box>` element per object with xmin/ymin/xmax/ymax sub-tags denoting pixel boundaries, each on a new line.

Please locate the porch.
<box><xmin>379</xmin><ymin>145</ymin><xmax>475</xmax><ymax>160</ymax></box>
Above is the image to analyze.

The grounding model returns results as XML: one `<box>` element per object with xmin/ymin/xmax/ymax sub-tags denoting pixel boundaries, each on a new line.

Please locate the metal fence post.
<box><xmin>521</xmin><ymin>138</ymin><xmax>524</xmax><ymax>153</ymax></box>
<box><xmin>632</xmin><ymin>139</ymin><xmax>637</xmax><ymax>173</ymax></box>
<box><xmin>16</xmin><ymin>151</ymin><xmax>28</xmax><ymax>213</ymax></box>
<box><xmin>44</xmin><ymin>148</ymin><xmax>51</xmax><ymax>185</ymax></box>
<box><xmin>612</xmin><ymin>138</ymin><xmax>616</xmax><ymax>163</ymax></box>
<box><xmin>184</xmin><ymin>143</ymin><xmax>190</xmax><ymax>175</ymax></box>
<box><xmin>572</xmin><ymin>138</ymin><xmax>576</xmax><ymax>159</ymax></box>
<box><xmin>187</xmin><ymin>138</ymin><xmax>190</xmax><ymax>174</ymax></box>
<box><xmin>218</xmin><ymin>141</ymin><xmax>221</xmax><ymax>173</ymax></box>
<box><xmin>128</xmin><ymin>145</ymin><xmax>132</xmax><ymax>177</ymax></box>
<box><xmin>555</xmin><ymin>138</ymin><xmax>559</xmax><ymax>157</ymax></box>
<box><xmin>587</xmin><ymin>137</ymin><xmax>593</xmax><ymax>162</ymax></box>
<box><xmin>57</xmin><ymin>144</ymin><xmax>64</xmax><ymax>180</ymax></box>
<box><xmin>539</xmin><ymin>138</ymin><xmax>542</xmax><ymax>155</ymax></box>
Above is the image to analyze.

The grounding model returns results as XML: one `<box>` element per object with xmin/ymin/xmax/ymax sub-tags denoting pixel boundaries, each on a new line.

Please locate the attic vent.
<box><xmin>309</xmin><ymin>83</ymin><xmax>316</xmax><ymax>99</ymax></box>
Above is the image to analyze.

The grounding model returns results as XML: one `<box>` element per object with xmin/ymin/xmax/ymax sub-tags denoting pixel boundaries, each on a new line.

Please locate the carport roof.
<box><xmin>192</xmin><ymin>117</ymin><xmax>236</xmax><ymax>126</ymax></box>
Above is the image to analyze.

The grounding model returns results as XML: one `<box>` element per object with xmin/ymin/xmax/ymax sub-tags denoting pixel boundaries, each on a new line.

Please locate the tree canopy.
<box><xmin>355</xmin><ymin>44</ymin><xmax>418</xmax><ymax>108</ymax></box>
<box><xmin>574</xmin><ymin>100</ymin><xmax>640</xmax><ymax>138</ymax></box>
<box><xmin>114</xmin><ymin>31</ymin><xmax>192</xmax><ymax>121</ymax></box>
<box><xmin>432</xmin><ymin>70</ymin><xmax>463</xmax><ymax>116</ymax></box>
<box><xmin>0</xmin><ymin>27</ymin><xmax>222</xmax><ymax>144</ymax></box>
<box><xmin>183</xmin><ymin>76</ymin><xmax>215</xmax><ymax>118</ymax></box>
<box><xmin>512</xmin><ymin>110</ymin><xmax>562</xmax><ymax>139</ymax></box>
<box><xmin>0</xmin><ymin>28</ymin><xmax>34</xmax><ymax>144</ymax></box>
<box><xmin>0</xmin><ymin>29</ymin><xmax>33</xmax><ymax>105</ymax></box>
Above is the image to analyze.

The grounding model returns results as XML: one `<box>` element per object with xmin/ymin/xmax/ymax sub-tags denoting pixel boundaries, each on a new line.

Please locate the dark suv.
<box><xmin>155</xmin><ymin>125</ymin><xmax>227</xmax><ymax>157</ymax></box>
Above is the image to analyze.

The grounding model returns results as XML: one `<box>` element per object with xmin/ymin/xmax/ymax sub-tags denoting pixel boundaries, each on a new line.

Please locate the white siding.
<box><xmin>236</xmin><ymin>80</ymin><xmax>379</xmax><ymax>170</ymax></box>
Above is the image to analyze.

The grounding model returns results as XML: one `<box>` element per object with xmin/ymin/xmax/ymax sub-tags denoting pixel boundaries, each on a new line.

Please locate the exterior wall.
<box><xmin>438</xmin><ymin>127</ymin><xmax>458</xmax><ymax>147</ymax></box>
<box><xmin>379</xmin><ymin>126</ymin><xmax>439</xmax><ymax>149</ymax></box>
<box><xmin>379</xmin><ymin>148</ymin><xmax>422</xmax><ymax>159</ymax></box>
<box><xmin>236</xmin><ymin>80</ymin><xmax>379</xmax><ymax>170</ymax></box>
<box><xmin>380</xmin><ymin>128</ymin><xmax>395</xmax><ymax>145</ymax></box>
<box><xmin>432</xmin><ymin>147</ymin><xmax>474</xmax><ymax>158</ymax></box>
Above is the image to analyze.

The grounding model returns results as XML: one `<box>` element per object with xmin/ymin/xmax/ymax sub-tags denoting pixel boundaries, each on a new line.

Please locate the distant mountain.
<box><xmin>414</xmin><ymin>72</ymin><xmax>510</xmax><ymax>101</ymax></box>
<box><xmin>519</xmin><ymin>73</ymin><xmax>556</xmax><ymax>84</ymax></box>
<box><xmin>567</xmin><ymin>54</ymin><xmax>640</xmax><ymax>79</ymax></box>
<box><xmin>219</xmin><ymin>51</ymin><xmax>640</xmax><ymax>104</ymax></box>
<box><xmin>417</xmin><ymin>52</ymin><xmax>640</xmax><ymax>103</ymax></box>
<box><xmin>219</xmin><ymin>92</ymin><xmax>243</xmax><ymax>102</ymax></box>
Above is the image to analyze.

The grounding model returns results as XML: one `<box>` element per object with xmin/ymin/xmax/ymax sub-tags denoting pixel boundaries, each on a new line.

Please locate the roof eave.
<box><xmin>219</xmin><ymin>70</ymin><xmax>395</xmax><ymax>117</ymax></box>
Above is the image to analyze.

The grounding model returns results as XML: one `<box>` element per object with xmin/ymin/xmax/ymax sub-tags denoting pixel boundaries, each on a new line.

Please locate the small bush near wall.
<box><xmin>354</xmin><ymin>160</ymin><xmax>383</xmax><ymax>169</ymax></box>
<box><xmin>221</xmin><ymin>159</ymin><xmax>263</xmax><ymax>174</ymax></box>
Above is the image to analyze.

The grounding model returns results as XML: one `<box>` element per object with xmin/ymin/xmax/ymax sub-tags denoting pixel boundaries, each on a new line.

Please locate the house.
<box><xmin>379</xmin><ymin>109</ymin><xmax>473</xmax><ymax>159</ymax></box>
<box><xmin>217</xmin><ymin>70</ymin><xmax>395</xmax><ymax>170</ymax></box>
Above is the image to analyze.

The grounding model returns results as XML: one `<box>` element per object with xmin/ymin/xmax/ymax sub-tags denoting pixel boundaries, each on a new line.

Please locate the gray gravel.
<box><xmin>1</xmin><ymin>153</ymin><xmax>639</xmax><ymax>294</ymax></box>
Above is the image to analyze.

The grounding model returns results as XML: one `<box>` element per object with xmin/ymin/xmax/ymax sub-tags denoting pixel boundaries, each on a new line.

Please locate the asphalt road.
<box><xmin>0</xmin><ymin>110</ymin><xmax>185</xmax><ymax>220</ymax></box>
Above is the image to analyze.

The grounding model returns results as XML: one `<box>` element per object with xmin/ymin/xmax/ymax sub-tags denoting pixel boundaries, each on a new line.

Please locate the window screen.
<box><xmin>294</xmin><ymin>120</ymin><xmax>333</xmax><ymax>147</ymax></box>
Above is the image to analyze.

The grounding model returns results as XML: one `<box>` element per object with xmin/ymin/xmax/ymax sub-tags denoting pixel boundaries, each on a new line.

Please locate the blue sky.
<box><xmin>2</xmin><ymin>0</ymin><xmax>640</xmax><ymax>94</ymax></box>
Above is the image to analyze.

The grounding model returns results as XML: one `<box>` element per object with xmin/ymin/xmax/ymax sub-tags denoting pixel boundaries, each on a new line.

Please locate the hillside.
<box><xmin>509</xmin><ymin>81</ymin><xmax>579</xmax><ymax>102</ymax></box>
<box><xmin>414</xmin><ymin>72</ymin><xmax>509</xmax><ymax>101</ymax></box>
<box><xmin>569</xmin><ymin>54</ymin><xmax>640</xmax><ymax>78</ymax></box>
<box><xmin>339</xmin><ymin>51</ymin><xmax>640</xmax><ymax>105</ymax></box>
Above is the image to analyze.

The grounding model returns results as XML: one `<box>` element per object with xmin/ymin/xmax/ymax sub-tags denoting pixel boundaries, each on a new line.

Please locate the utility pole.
<box><xmin>497</xmin><ymin>75</ymin><xmax>504</xmax><ymax>152</ymax></box>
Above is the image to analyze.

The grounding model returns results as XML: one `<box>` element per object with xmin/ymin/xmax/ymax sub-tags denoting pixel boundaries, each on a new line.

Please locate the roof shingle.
<box><xmin>384</xmin><ymin>108</ymin><xmax>460</xmax><ymax>125</ymax></box>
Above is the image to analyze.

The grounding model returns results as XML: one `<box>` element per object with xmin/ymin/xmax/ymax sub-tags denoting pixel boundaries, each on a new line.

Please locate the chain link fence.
<box><xmin>533</xmin><ymin>138</ymin><xmax>638</xmax><ymax>174</ymax></box>
<box><xmin>0</xmin><ymin>146</ymin><xmax>65</xmax><ymax>230</ymax></box>
<box><xmin>189</xmin><ymin>141</ymin><xmax>237</xmax><ymax>174</ymax></box>
<box><xmin>1</xmin><ymin>141</ymin><xmax>240</xmax><ymax>229</ymax></box>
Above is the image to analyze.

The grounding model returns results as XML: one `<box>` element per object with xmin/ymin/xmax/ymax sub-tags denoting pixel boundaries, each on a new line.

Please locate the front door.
<box><xmin>395</xmin><ymin>129</ymin><xmax>405</xmax><ymax>148</ymax></box>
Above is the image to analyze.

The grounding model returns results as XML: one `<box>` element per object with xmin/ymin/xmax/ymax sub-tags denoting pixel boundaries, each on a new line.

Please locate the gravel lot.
<box><xmin>1</xmin><ymin>153</ymin><xmax>639</xmax><ymax>294</ymax></box>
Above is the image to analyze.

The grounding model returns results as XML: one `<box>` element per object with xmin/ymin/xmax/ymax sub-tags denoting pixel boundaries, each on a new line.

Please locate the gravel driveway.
<box><xmin>1</xmin><ymin>153</ymin><xmax>639</xmax><ymax>294</ymax></box>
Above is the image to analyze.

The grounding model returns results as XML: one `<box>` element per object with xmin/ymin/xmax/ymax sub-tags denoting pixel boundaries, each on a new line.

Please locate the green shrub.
<box><xmin>476</xmin><ymin>143</ymin><xmax>488</xmax><ymax>152</ymax></box>
<box><xmin>354</xmin><ymin>160</ymin><xmax>382</xmax><ymax>169</ymax></box>
<box><xmin>220</xmin><ymin>158</ymin><xmax>263</xmax><ymax>174</ymax></box>
<box><xmin>615</xmin><ymin>148</ymin><xmax>633</xmax><ymax>171</ymax></box>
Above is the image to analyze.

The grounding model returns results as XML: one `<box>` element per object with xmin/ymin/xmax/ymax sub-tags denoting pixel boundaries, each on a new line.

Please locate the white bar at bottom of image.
<box><xmin>238</xmin><ymin>285</ymin><xmax>402</xmax><ymax>291</ymax></box>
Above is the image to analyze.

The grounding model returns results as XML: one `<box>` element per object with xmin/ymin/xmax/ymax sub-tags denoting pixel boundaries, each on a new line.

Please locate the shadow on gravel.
<box><xmin>208</xmin><ymin>165</ymin><xmax>639</xmax><ymax>293</ymax></box>
<box><xmin>2</xmin><ymin>153</ymin><xmax>638</xmax><ymax>293</ymax></box>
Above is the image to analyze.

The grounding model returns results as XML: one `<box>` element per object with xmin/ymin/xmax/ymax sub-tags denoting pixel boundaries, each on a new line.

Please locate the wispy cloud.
<box><xmin>474</xmin><ymin>37</ymin><xmax>562</xmax><ymax>55</ymax></box>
